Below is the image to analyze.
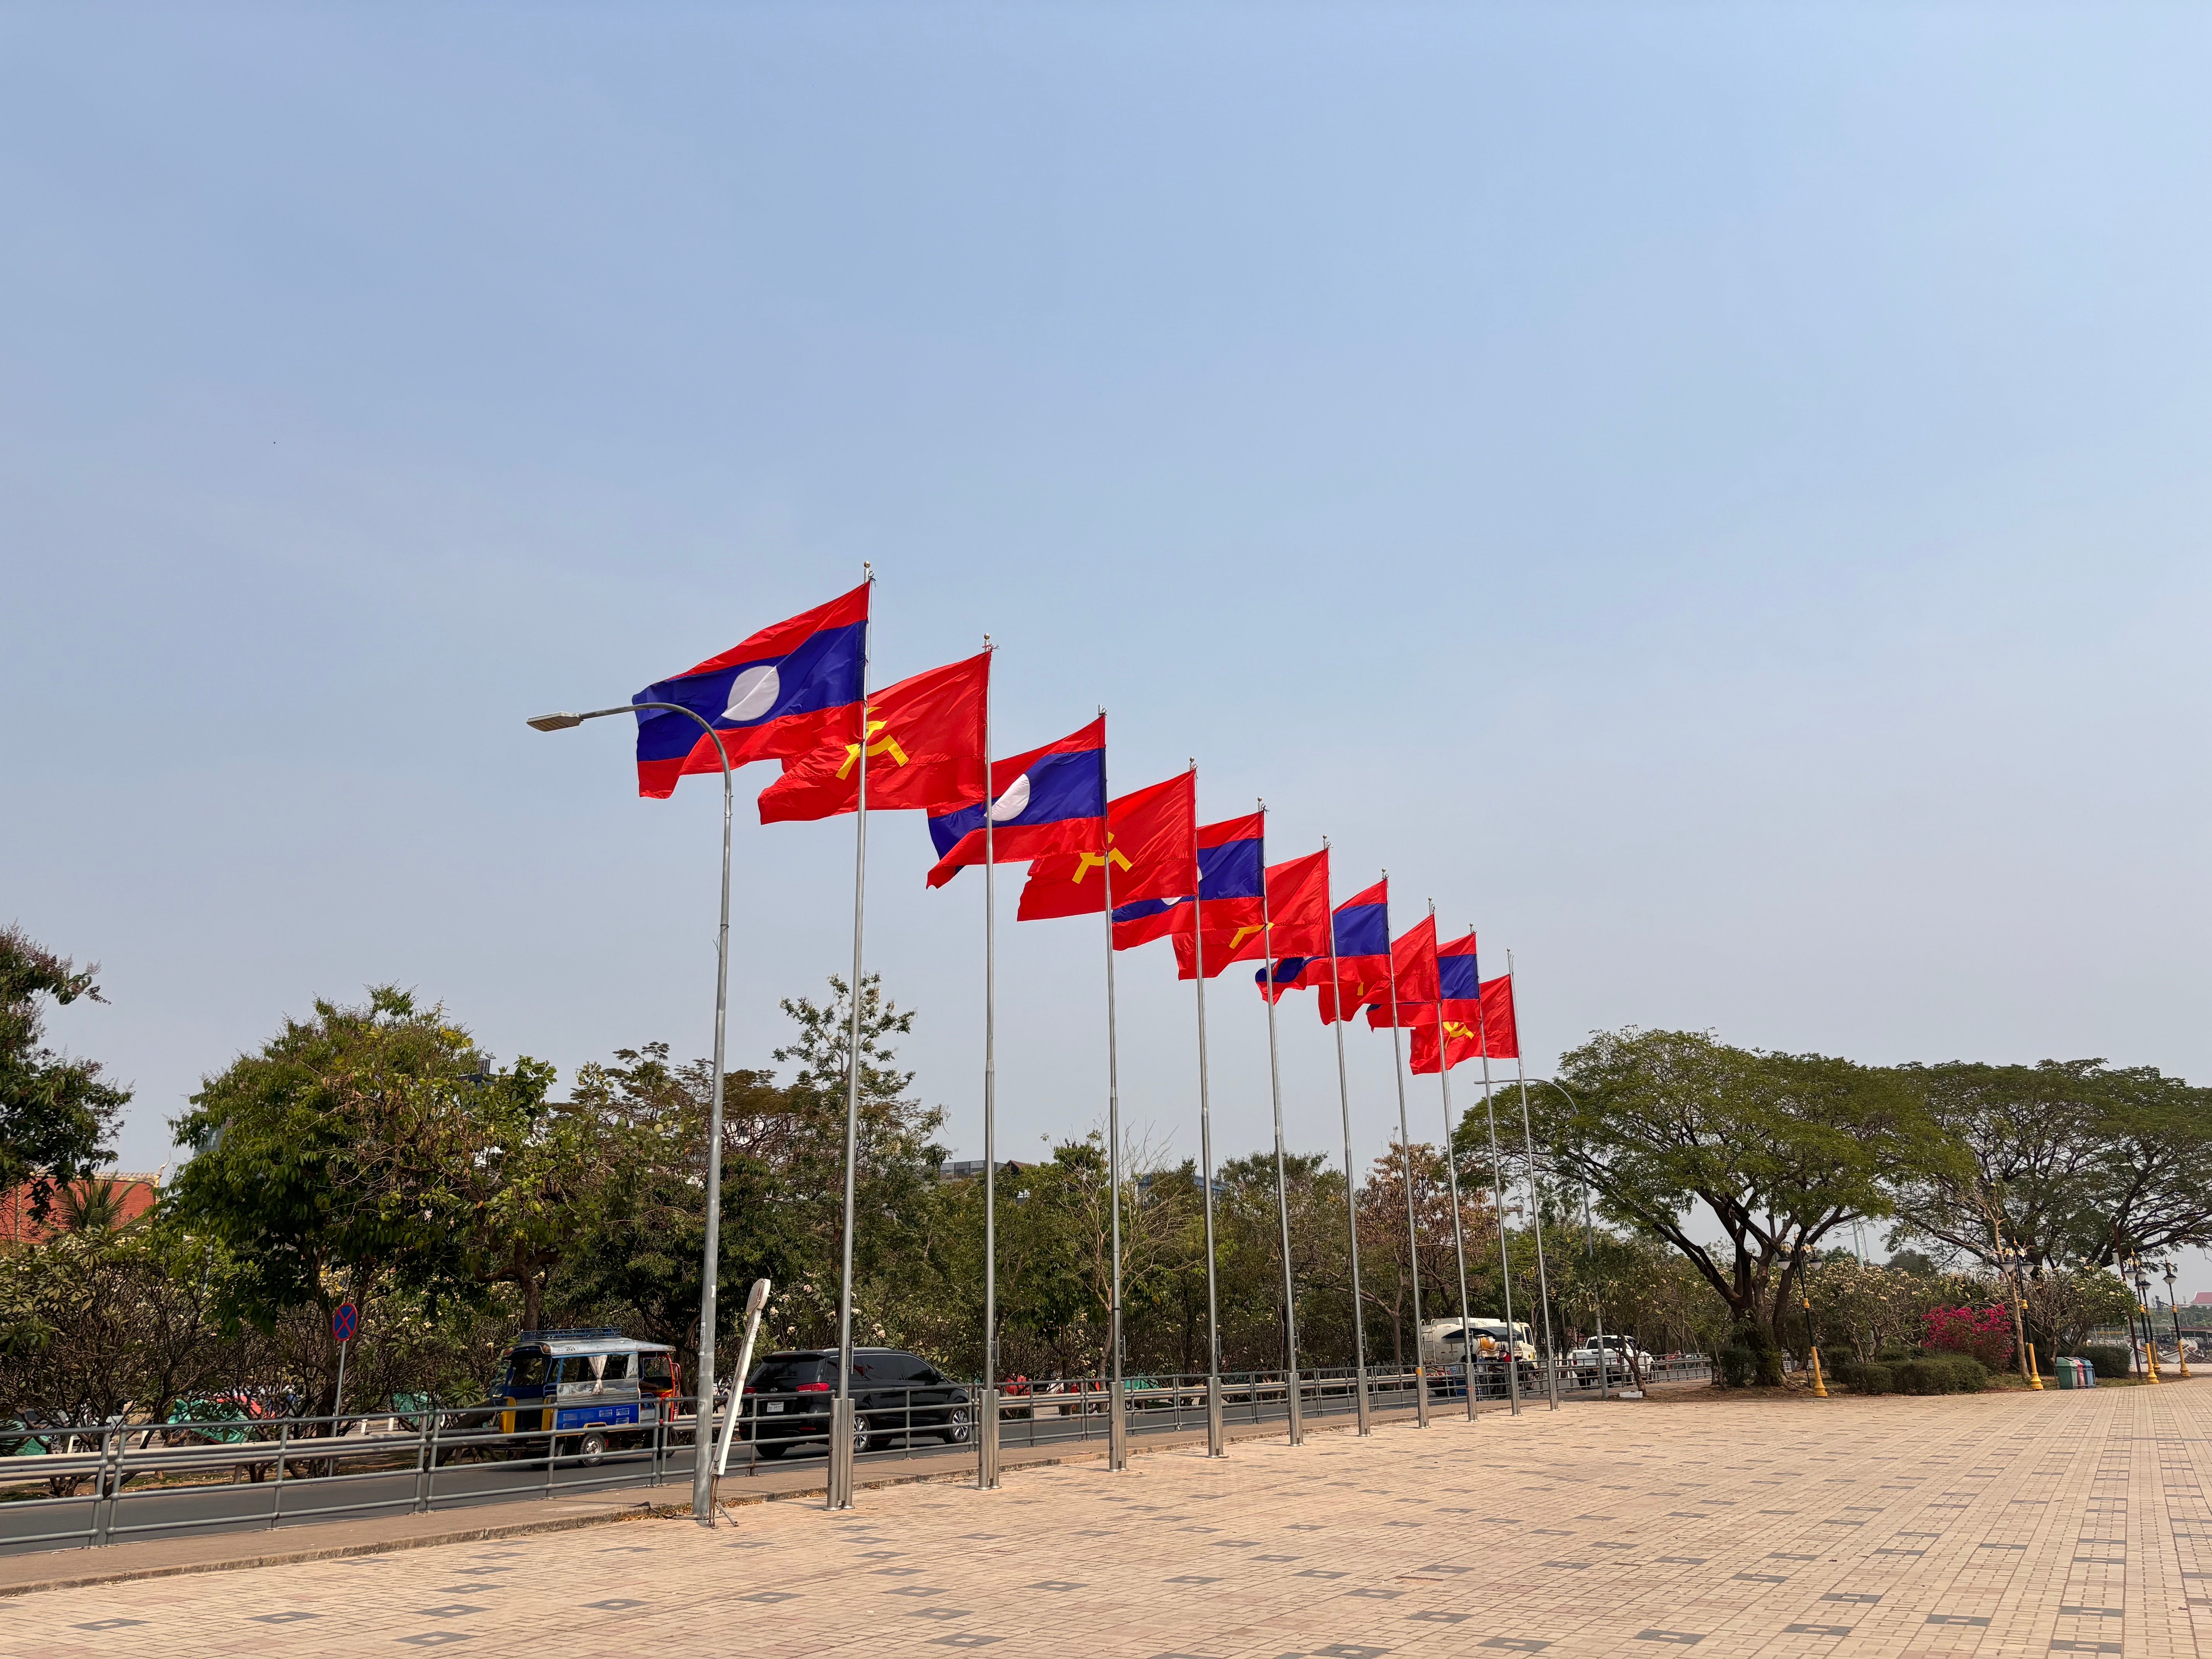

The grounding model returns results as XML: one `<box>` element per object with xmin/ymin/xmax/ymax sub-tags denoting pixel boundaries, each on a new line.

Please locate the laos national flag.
<box><xmin>1389</xmin><ymin>929</ymin><xmax>1481</xmax><ymax>1027</ymax></box>
<box><xmin>1413</xmin><ymin>973</ymin><xmax>1517</xmax><ymax>1069</ymax></box>
<box><xmin>925</xmin><ymin>718</ymin><xmax>1106</xmax><ymax>887</ymax></box>
<box><xmin>1018</xmin><ymin>770</ymin><xmax>1195</xmax><ymax>921</ymax></box>
<box><xmin>632</xmin><ymin>583</ymin><xmax>869</xmax><ymax>799</ymax></box>
<box><xmin>1365</xmin><ymin>916</ymin><xmax>1443</xmax><ymax>1028</ymax></box>
<box><xmin>1316</xmin><ymin>878</ymin><xmax>1392</xmax><ymax>1024</ymax></box>
<box><xmin>1117</xmin><ymin>810</ymin><xmax>1264</xmax><ymax>958</ymax></box>
<box><xmin>1171</xmin><ymin>839</ymin><xmax>1328</xmax><ymax>978</ymax></box>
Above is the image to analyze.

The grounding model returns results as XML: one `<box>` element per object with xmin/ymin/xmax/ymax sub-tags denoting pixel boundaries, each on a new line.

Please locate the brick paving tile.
<box><xmin>7</xmin><ymin>1383</ymin><xmax>2212</xmax><ymax>1657</ymax></box>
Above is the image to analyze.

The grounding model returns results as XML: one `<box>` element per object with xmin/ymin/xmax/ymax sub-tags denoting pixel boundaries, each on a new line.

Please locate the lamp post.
<box><xmin>1793</xmin><ymin>1231</ymin><xmax>1828</xmax><ymax>1398</ymax></box>
<box><xmin>2163</xmin><ymin>1262</ymin><xmax>2191</xmax><ymax>1379</ymax></box>
<box><xmin>529</xmin><ymin>701</ymin><xmax>733</xmax><ymax>1525</ymax></box>
<box><xmin>1995</xmin><ymin>1237</ymin><xmax>2041</xmax><ymax>1390</ymax></box>
<box><xmin>2124</xmin><ymin>1252</ymin><xmax>2160</xmax><ymax>1384</ymax></box>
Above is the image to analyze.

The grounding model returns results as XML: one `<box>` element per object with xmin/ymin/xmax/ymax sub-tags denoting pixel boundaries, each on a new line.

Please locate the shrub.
<box><xmin>1719</xmin><ymin>1345</ymin><xmax>1755</xmax><ymax>1388</ymax></box>
<box><xmin>1889</xmin><ymin>1353</ymin><xmax>1989</xmax><ymax>1395</ymax></box>
<box><xmin>2071</xmin><ymin>1344</ymin><xmax>2131</xmax><ymax>1380</ymax></box>
<box><xmin>1835</xmin><ymin>1360</ymin><xmax>1893</xmax><ymax>1395</ymax></box>
<box><xmin>1922</xmin><ymin>1305</ymin><xmax>2014</xmax><ymax>1370</ymax></box>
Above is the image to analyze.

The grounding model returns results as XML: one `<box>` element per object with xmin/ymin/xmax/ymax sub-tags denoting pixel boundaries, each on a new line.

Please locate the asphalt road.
<box><xmin>2</xmin><ymin>1370</ymin><xmax>1697</xmax><ymax>1560</ymax></box>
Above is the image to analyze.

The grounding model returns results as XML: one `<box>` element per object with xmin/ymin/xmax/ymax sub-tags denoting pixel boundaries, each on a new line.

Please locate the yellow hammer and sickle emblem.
<box><xmin>836</xmin><ymin>713</ymin><xmax>910</xmax><ymax>780</ymax></box>
<box><xmin>1225</xmin><ymin>924</ymin><xmax>1263</xmax><ymax>952</ymax></box>
<box><xmin>1071</xmin><ymin>847</ymin><xmax>1133</xmax><ymax>883</ymax></box>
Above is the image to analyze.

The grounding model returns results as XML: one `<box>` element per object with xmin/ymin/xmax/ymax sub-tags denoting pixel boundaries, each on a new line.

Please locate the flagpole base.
<box><xmin>1464</xmin><ymin>1364</ymin><xmax>1477</xmax><ymax>1421</ymax></box>
<box><xmin>827</xmin><ymin>1400</ymin><xmax>855</xmax><ymax>1509</ymax></box>
<box><xmin>1205</xmin><ymin>1375</ymin><xmax>1224</xmax><ymax>1457</ymax></box>
<box><xmin>1354</xmin><ymin>1366</ymin><xmax>1373</xmax><ymax>1436</ymax></box>
<box><xmin>1285</xmin><ymin>1369</ymin><xmax>1304</xmax><ymax>1446</ymax></box>
<box><xmin>1415</xmin><ymin>1368</ymin><xmax>1430</xmax><ymax>1428</ymax></box>
<box><xmin>1108</xmin><ymin>1390</ymin><xmax>1128</xmax><ymax>1471</ymax></box>
<box><xmin>978</xmin><ymin>1389</ymin><xmax>999</xmax><ymax>1489</ymax></box>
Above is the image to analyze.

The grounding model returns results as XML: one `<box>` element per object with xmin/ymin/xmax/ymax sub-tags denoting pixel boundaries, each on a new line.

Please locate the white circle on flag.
<box><xmin>724</xmin><ymin>664</ymin><xmax>780</xmax><ymax>723</ymax></box>
<box><xmin>989</xmin><ymin>773</ymin><xmax>1031</xmax><ymax>821</ymax></box>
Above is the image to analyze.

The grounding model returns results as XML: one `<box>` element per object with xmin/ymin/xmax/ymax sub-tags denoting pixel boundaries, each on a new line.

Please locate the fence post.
<box><xmin>270</xmin><ymin>1420</ymin><xmax>292</xmax><ymax>1530</ymax></box>
<box><xmin>91</xmin><ymin>1424</ymin><xmax>120</xmax><ymax>1546</ymax></box>
<box><xmin>415</xmin><ymin>1412</ymin><xmax>435</xmax><ymax>1515</ymax></box>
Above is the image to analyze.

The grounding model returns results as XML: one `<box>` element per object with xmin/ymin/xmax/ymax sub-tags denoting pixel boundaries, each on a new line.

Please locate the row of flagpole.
<box><xmin>532</xmin><ymin>574</ymin><xmax>1569</xmax><ymax>1515</ymax></box>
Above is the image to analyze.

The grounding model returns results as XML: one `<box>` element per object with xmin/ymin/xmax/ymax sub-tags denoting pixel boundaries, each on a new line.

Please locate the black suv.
<box><xmin>739</xmin><ymin>1348</ymin><xmax>971</xmax><ymax>1458</ymax></box>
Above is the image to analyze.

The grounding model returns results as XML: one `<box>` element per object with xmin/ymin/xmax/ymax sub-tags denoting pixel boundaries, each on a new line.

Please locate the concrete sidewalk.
<box><xmin>1</xmin><ymin>1398</ymin><xmax>1454</xmax><ymax>1599</ymax></box>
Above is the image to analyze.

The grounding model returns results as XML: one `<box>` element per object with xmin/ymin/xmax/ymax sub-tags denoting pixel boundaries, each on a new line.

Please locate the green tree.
<box><xmin>1535</xmin><ymin>1028</ymin><xmax>1958</xmax><ymax>1348</ymax></box>
<box><xmin>0</xmin><ymin>924</ymin><xmax>129</xmax><ymax>1219</ymax></box>
<box><xmin>166</xmin><ymin>988</ymin><xmax>559</xmax><ymax>1411</ymax></box>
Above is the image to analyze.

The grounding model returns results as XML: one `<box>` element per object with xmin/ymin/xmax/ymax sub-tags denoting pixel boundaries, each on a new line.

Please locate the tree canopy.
<box><xmin>0</xmin><ymin>924</ymin><xmax>130</xmax><ymax>1217</ymax></box>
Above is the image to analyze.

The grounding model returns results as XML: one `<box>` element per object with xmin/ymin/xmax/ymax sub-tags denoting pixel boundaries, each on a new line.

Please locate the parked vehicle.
<box><xmin>738</xmin><ymin>1348</ymin><xmax>972</xmax><ymax>1458</ymax></box>
<box><xmin>1420</xmin><ymin>1317</ymin><xmax>1540</xmax><ymax>1391</ymax></box>
<box><xmin>434</xmin><ymin>1328</ymin><xmax>682</xmax><ymax>1467</ymax></box>
<box><xmin>1569</xmin><ymin>1334</ymin><xmax>1647</xmax><ymax>1385</ymax></box>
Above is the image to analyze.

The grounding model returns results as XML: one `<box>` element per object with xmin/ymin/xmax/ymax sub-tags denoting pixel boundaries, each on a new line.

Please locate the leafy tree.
<box><xmin>0</xmin><ymin>924</ymin><xmax>130</xmax><ymax>1219</ymax></box>
<box><xmin>166</xmin><ymin>988</ymin><xmax>558</xmax><ymax>1412</ymax></box>
<box><xmin>1887</xmin><ymin>1060</ymin><xmax>2212</xmax><ymax>1272</ymax></box>
<box><xmin>1533</xmin><ymin>1028</ymin><xmax>1959</xmax><ymax>1346</ymax></box>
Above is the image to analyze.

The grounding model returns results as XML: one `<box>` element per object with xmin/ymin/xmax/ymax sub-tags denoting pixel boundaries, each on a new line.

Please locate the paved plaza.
<box><xmin>10</xmin><ymin>1383</ymin><xmax>2212</xmax><ymax>1658</ymax></box>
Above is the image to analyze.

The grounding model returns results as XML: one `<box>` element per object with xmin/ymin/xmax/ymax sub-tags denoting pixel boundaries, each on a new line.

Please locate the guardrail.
<box><xmin>2</xmin><ymin>1356</ymin><xmax>1711</xmax><ymax>1555</ymax></box>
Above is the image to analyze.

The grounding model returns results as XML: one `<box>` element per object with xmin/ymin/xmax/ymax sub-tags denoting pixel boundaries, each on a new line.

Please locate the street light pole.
<box><xmin>2164</xmin><ymin>1262</ymin><xmax>2191</xmax><ymax>1379</ymax></box>
<box><xmin>2126</xmin><ymin>1253</ymin><xmax>2161</xmax><ymax>1383</ymax></box>
<box><xmin>527</xmin><ymin>700</ymin><xmax>733</xmax><ymax>1527</ymax></box>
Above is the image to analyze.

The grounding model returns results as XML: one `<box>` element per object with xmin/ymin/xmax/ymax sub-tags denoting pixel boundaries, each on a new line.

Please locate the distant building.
<box><xmin>0</xmin><ymin>1172</ymin><xmax>161</xmax><ymax>1246</ymax></box>
<box><xmin>937</xmin><ymin>1159</ymin><xmax>1025</xmax><ymax>1183</ymax></box>
<box><xmin>2193</xmin><ymin>1291</ymin><xmax>2212</xmax><ymax>1307</ymax></box>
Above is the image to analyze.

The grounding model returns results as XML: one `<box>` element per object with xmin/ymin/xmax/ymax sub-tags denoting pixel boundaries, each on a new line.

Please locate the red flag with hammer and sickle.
<box><xmin>756</xmin><ymin>652</ymin><xmax>989</xmax><ymax>823</ymax></box>
<box><xmin>1017</xmin><ymin>771</ymin><xmax>1195</xmax><ymax>921</ymax></box>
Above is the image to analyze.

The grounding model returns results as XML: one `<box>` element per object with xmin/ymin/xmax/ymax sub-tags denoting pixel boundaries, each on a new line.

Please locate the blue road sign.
<box><xmin>333</xmin><ymin>1302</ymin><xmax>359</xmax><ymax>1343</ymax></box>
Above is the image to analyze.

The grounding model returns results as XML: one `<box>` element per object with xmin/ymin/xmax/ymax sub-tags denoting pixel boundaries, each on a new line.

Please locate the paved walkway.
<box><xmin>9</xmin><ymin>1382</ymin><xmax>2211</xmax><ymax>1657</ymax></box>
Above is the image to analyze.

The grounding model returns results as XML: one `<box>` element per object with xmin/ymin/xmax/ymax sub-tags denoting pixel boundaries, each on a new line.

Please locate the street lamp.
<box><xmin>2162</xmin><ymin>1261</ymin><xmax>2191</xmax><ymax>1380</ymax></box>
<box><xmin>1793</xmin><ymin>1230</ymin><xmax>1829</xmax><ymax>1398</ymax></box>
<box><xmin>2124</xmin><ymin>1252</ymin><xmax>2161</xmax><ymax>1384</ymax></box>
<box><xmin>530</xmin><ymin>700</ymin><xmax>735</xmax><ymax>1525</ymax></box>
<box><xmin>1994</xmin><ymin>1236</ymin><xmax>2042</xmax><ymax>1391</ymax></box>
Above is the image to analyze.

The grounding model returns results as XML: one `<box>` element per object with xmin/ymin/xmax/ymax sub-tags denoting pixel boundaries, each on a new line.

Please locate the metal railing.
<box><xmin>1</xmin><ymin>1357</ymin><xmax>1712</xmax><ymax>1556</ymax></box>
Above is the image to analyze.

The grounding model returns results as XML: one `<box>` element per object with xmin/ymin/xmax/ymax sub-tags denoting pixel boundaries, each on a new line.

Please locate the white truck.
<box><xmin>1420</xmin><ymin>1318</ymin><xmax>1540</xmax><ymax>1391</ymax></box>
<box><xmin>1568</xmin><ymin>1333</ymin><xmax>1647</xmax><ymax>1389</ymax></box>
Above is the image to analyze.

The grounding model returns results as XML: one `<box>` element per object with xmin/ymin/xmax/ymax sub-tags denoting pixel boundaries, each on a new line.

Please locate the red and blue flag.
<box><xmin>1118</xmin><ymin>811</ymin><xmax>1266</xmax><ymax>957</ymax></box>
<box><xmin>632</xmin><ymin>583</ymin><xmax>869</xmax><ymax>799</ymax></box>
<box><xmin>1383</xmin><ymin>929</ymin><xmax>1480</xmax><ymax>1026</ymax></box>
<box><xmin>924</xmin><ymin>717</ymin><xmax>1106</xmax><ymax>887</ymax></box>
<box><xmin>1316</xmin><ymin>878</ymin><xmax>1392</xmax><ymax>1024</ymax></box>
<box><xmin>1410</xmin><ymin>973</ymin><xmax>1518</xmax><ymax>1071</ymax></box>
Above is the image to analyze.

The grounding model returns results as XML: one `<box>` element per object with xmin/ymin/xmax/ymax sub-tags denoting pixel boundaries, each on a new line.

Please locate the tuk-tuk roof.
<box><xmin>509</xmin><ymin>1330</ymin><xmax>676</xmax><ymax>1359</ymax></box>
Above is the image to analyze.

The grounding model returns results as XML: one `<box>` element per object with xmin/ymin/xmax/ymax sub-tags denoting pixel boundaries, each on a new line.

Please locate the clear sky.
<box><xmin>5</xmin><ymin>5</ymin><xmax>2208</xmax><ymax>1280</ymax></box>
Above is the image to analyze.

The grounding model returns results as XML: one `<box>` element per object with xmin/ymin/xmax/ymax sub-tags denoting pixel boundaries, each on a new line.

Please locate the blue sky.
<box><xmin>5</xmin><ymin>4</ymin><xmax>2208</xmax><ymax>1277</ymax></box>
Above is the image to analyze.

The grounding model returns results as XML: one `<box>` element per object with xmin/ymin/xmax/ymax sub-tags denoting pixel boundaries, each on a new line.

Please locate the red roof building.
<box><xmin>0</xmin><ymin>1172</ymin><xmax>161</xmax><ymax>1246</ymax></box>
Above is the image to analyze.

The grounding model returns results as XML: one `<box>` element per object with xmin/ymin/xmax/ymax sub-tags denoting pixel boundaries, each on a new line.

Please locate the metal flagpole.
<box><xmin>979</xmin><ymin>638</ymin><xmax>1000</xmax><ymax>1488</ymax></box>
<box><xmin>1432</xmin><ymin>903</ymin><xmax>1477</xmax><ymax>1422</ymax></box>
<box><xmin>1100</xmin><ymin>713</ymin><xmax>1128</xmax><ymax>1471</ymax></box>
<box><xmin>1506</xmin><ymin>949</ymin><xmax>1561</xmax><ymax>1409</ymax></box>
<box><xmin>1382</xmin><ymin>873</ymin><xmax>1429</xmax><ymax>1429</ymax></box>
<box><xmin>828</xmin><ymin>564</ymin><xmax>874</xmax><ymax>1509</ymax></box>
<box><xmin>1324</xmin><ymin>841</ymin><xmax>1372</xmax><ymax>1436</ymax></box>
<box><xmin>1259</xmin><ymin>799</ymin><xmax>1304</xmax><ymax>1446</ymax></box>
<box><xmin>1474</xmin><ymin>986</ymin><xmax>1521</xmax><ymax>1415</ymax></box>
<box><xmin>1193</xmin><ymin>765</ymin><xmax>1224</xmax><ymax>1456</ymax></box>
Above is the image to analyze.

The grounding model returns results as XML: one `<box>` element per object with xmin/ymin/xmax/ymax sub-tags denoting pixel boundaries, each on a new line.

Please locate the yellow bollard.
<box><xmin>1808</xmin><ymin>1346</ymin><xmax>1829</xmax><ymax>1398</ymax></box>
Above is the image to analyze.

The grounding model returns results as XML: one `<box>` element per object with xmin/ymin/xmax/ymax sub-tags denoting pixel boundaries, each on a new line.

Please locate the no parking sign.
<box><xmin>332</xmin><ymin>1302</ymin><xmax>359</xmax><ymax>1344</ymax></box>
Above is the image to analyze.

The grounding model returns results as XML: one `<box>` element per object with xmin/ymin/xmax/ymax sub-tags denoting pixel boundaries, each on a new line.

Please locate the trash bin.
<box><xmin>2054</xmin><ymin>1357</ymin><xmax>2078</xmax><ymax>1389</ymax></box>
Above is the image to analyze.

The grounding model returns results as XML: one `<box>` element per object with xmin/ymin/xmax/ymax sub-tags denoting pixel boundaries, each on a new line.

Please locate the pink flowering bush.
<box><xmin>1922</xmin><ymin>1304</ymin><xmax>2013</xmax><ymax>1369</ymax></box>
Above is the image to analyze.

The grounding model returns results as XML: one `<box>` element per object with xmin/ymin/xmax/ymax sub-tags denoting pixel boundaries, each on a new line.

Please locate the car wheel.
<box><xmin>854</xmin><ymin>1415</ymin><xmax>879</xmax><ymax>1456</ymax></box>
<box><xmin>755</xmin><ymin>1441</ymin><xmax>787</xmax><ymax>1460</ymax></box>
<box><xmin>943</xmin><ymin>1405</ymin><xmax>972</xmax><ymax>1445</ymax></box>
<box><xmin>577</xmin><ymin>1431</ymin><xmax>607</xmax><ymax>1467</ymax></box>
